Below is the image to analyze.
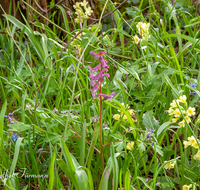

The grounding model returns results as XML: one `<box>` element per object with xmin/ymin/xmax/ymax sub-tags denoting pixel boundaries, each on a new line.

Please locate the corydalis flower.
<box><xmin>88</xmin><ymin>51</ymin><xmax>115</xmax><ymax>101</ymax></box>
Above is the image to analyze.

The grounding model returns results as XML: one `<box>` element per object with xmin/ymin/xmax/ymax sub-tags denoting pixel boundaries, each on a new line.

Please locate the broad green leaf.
<box><xmin>157</xmin><ymin>122</ymin><xmax>172</xmax><ymax>137</ymax></box>
<box><xmin>111</xmin><ymin>144</ymin><xmax>119</xmax><ymax>190</ymax></box>
<box><xmin>142</xmin><ymin>111</ymin><xmax>159</xmax><ymax>130</ymax></box>
<box><xmin>75</xmin><ymin>169</ymin><xmax>90</xmax><ymax>190</ymax></box>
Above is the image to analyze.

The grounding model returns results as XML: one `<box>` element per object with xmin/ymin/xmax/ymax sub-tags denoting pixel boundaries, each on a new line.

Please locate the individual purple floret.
<box><xmin>147</xmin><ymin>133</ymin><xmax>151</xmax><ymax>139</ymax></box>
<box><xmin>144</xmin><ymin>178</ymin><xmax>149</xmax><ymax>182</ymax></box>
<box><xmin>150</xmin><ymin>128</ymin><xmax>155</xmax><ymax>133</ymax></box>
<box><xmin>90</xmin><ymin>51</ymin><xmax>107</xmax><ymax>59</ymax></box>
<box><xmin>9</xmin><ymin>112</ymin><xmax>13</xmax><ymax>116</ymax></box>
<box><xmin>189</xmin><ymin>82</ymin><xmax>197</xmax><ymax>96</ymax></box>
<box><xmin>95</xmin><ymin>116</ymin><xmax>100</xmax><ymax>121</ymax></box>
<box><xmin>189</xmin><ymin>82</ymin><xmax>197</xmax><ymax>88</ymax></box>
<box><xmin>96</xmin><ymin>92</ymin><xmax>115</xmax><ymax>102</ymax></box>
<box><xmin>151</xmin><ymin>142</ymin><xmax>155</xmax><ymax>147</ymax></box>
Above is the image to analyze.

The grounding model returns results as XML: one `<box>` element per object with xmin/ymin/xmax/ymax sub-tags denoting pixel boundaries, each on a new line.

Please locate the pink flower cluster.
<box><xmin>88</xmin><ymin>51</ymin><xmax>115</xmax><ymax>101</ymax></box>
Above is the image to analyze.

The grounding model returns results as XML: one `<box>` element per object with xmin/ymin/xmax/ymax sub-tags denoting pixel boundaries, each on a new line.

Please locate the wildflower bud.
<box><xmin>103</xmin><ymin>123</ymin><xmax>108</xmax><ymax>128</ymax></box>
<box><xmin>151</xmin><ymin>142</ymin><xmax>155</xmax><ymax>147</ymax></box>
<box><xmin>147</xmin><ymin>133</ymin><xmax>151</xmax><ymax>139</ymax></box>
<box><xmin>91</xmin><ymin>116</ymin><xmax>96</xmax><ymax>124</ymax></box>
<box><xmin>38</xmin><ymin>148</ymin><xmax>44</xmax><ymax>152</ymax></box>
<box><xmin>53</xmin><ymin>108</ymin><xmax>58</xmax><ymax>113</ymax></box>
<box><xmin>61</xmin><ymin>110</ymin><xmax>66</xmax><ymax>114</ymax></box>
<box><xmin>9</xmin><ymin>112</ymin><xmax>13</xmax><ymax>116</ymax></box>
<box><xmin>150</xmin><ymin>129</ymin><xmax>155</xmax><ymax>133</ymax></box>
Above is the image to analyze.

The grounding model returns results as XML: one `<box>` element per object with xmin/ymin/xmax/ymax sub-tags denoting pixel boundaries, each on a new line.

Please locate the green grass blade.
<box><xmin>48</xmin><ymin>149</ymin><xmax>56</xmax><ymax>190</ymax></box>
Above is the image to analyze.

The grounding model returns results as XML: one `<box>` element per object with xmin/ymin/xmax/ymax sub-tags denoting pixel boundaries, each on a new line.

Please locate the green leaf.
<box><xmin>10</xmin><ymin>137</ymin><xmax>23</xmax><ymax>174</ymax></box>
<box><xmin>157</xmin><ymin>122</ymin><xmax>172</xmax><ymax>137</ymax></box>
<box><xmin>138</xmin><ymin>142</ymin><xmax>146</xmax><ymax>152</ymax></box>
<box><xmin>48</xmin><ymin>150</ymin><xmax>56</xmax><ymax>190</ymax></box>
<box><xmin>111</xmin><ymin>144</ymin><xmax>119</xmax><ymax>190</ymax></box>
<box><xmin>98</xmin><ymin>166</ymin><xmax>111</xmax><ymax>190</ymax></box>
<box><xmin>8</xmin><ymin>122</ymin><xmax>31</xmax><ymax>132</ymax></box>
<box><xmin>124</xmin><ymin>170</ymin><xmax>131</xmax><ymax>190</ymax></box>
<box><xmin>75</xmin><ymin>169</ymin><xmax>90</xmax><ymax>190</ymax></box>
<box><xmin>60</xmin><ymin>138</ymin><xmax>80</xmax><ymax>189</ymax></box>
<box><xmin>142</xmin><ymin>111</ymin><xmax>159</xmax><ymax>130</ymax></box>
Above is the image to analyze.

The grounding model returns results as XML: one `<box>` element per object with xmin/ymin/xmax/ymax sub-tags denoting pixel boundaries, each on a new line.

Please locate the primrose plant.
<box><xmin>88</xmin><ymin>51</ymin><xmax>115</xmax><ymax>171</ymax></box>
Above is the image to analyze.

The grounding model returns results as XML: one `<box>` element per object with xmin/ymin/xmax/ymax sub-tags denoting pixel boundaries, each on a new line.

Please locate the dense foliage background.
<box><xmin>0</xmin><ymin>0</ymin><xmax>200</xmax><ymax>189</ymax></box>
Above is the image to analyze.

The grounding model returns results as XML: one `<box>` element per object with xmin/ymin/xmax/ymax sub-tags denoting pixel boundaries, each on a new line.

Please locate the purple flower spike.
<box><xmin>88</xmin><ymin>51</ymin><xmax>115</xmax><ymax>101</ymax></box>
<box><xmin>96</xmin><ymin>92</ymin><xmax>115</xmax><ymax>102</ymax></box>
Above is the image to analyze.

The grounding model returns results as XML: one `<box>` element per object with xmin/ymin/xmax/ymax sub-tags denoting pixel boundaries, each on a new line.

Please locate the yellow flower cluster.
<box><xmin>71</xmin><ymin>32</ymin><xmax>87</xmax><ymax>52</ymax></box>
<box><xmin>183</xmin><ymin>136</ymin><xmax>199</xmax><ymax>149</ymax></box>
<box><xmin>184</xmin><ymin>136</ymin><xmax>200</xmax><ymax>160</ymax></box>
<box><xmin>164</xmin><ymin>161</ymin><xmax>175</xmax><ymax>170</ymax></box>
<box><xmin>73</xmin><ymin>0</ymin><xmax>93</xmax><ymax>23</ymax></box>
<box><xmin>167</xmin><ymin>95</ymin><xmax>195</xmax><ymax>128</ymax></box>
<box><xmin>126</xmin><ymin>142</ymin><xmax>134</xmax><ymax>150</ymax></box>
<box><xmin>182</xmin><ymin>184</ymin><xmax>192</xmax><ymax>190</ymax></box>
<box><xmin>133</xmin><ymin>21</ymin><xmax>150</xmax><ymax>44</ymax></box>
<box><xmin>113</xmin><ymin>109</ymin><xmax>137</xmax><ymax>122</ymax></box>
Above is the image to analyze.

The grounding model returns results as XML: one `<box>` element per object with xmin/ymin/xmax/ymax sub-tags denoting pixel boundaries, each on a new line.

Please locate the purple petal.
<box><xmin>90</xmin><ymin>80</ymin><xmax>96</xmax><ymax>86</ymax></box>
<box><xmin>96</xmin><ymin>92</ymin><xmax>115</xmax><ymax>101</ymax></box>
<box><xmin>88</xmin><ymin>79</ymin><xmax>100</xmax><ymax>93</ymax></box>
<box><xmin>90</xmin><ymin>51</ymin><xmax>106</xmax><ymax>57</ymax></box>
<box><xmin>101</xmin><ymin>59</ymin><xmax>109</xmax><ymax>69</ymax></box>
<box><xmin>91</xmin><ymin>91</ymin><xmax>96</xmax><ymax>98</ymax></box>
<box><xmin>90</xmin><ymin>69</ymin><xmax>108</xmax><ymax>80</ymax></box>
<box><xmin>87</xmin><ymin>64</ymin><xmax>101</xmax><ymax>72</ymax></box>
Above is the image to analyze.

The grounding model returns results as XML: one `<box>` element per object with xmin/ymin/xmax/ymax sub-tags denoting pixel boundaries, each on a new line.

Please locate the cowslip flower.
<box><xmin>187</xmin><ymin>107</ymin><xmax>195</xmax><ymax>116</ymax></box>
<box><xmin>113</xmin><ymin>114</ymin><xmax>120</xmax><ymax>120</ymax></box>
<box><xmin>81</xmin><ymin>0</ymin><xmax>88</xmax><ymax>7</ymax></box>
<box><xmin>170</xmin><ymin>100</ymin><xmax>179</xmax><ymax>108</ymax></box>
<box><xmin>74</xmin><ymin>1</ymin><xmax>93</xmax><ymax>23</ymax></box>
<box><xmin>174</xmin><ymin>109</ymin><xmax>181</xmax><ymax>117</ymax></box>
<box><xmin>172</xmin><ymin>117</ymin><xmax>179</xmax><ymax>123</ymax></box>
<box><xmin>136</xmin><ymin>22</ymin><xmax>150</xmax><ymax>41</ymax></box>
<box><xmin>85</xmin><ymin>7</ymin><xmax>93</xmax><ymax>16</ymax></box>
<box><xmin>168</xmin><ymin>107</ymin><xmax>174</xmax><ymax>115</ymax></box>
<box><xmin>164</xmin><ymin>161</ymin><xmax>175</xmax><ymax>170</ymax></box>
<box><xmin>142</xmin><ymin>23</ymin><xmax>150</xmax><ymax>31</ymax></box>
<box><xmin>88</xmin><ymin>51</ymin><xmax>115</xmax><ymax>101</ymax></box>
<box><xmin>183</xmin><ymin>185</ymin><xmax>192</xmax><ymax>190</ymax></box>
<box><xmin>122</xmin><ymin>115</ymin><xmax>128</xmax><ymax>121</ymax></box>
<box><xmin>178</xmin><ymin>120</ymin><xmax>185</xmax><ymax>127</ymax></box>
<box><xmin>127</xmin><ymin>142</ymin><xmax>134</xmax><ymax>150</ymax></box>
<box><xmin>133</xmin><ymin>35</ymin><xmax>140</xmax><ymax>44</ymax></box>
<box><xmin>192</xmin><ymin>142</ymin><xmax>199</xmax><ymax>149</ymax></box>
<box><xmin>183</xmin><ymin>136</ymin><xmax>197</xmax><ymax>148</ymax></box>
<box><xmin>179</xmin><ymin>95</ymin><xmax>187</xmax><ymax>104</ymax></box>
<box><xmin>170</xmin><ymin>100</ymin><xmax>178</xmax><ymax>108</ymax></box>
<box><xmin>193</xmin><ymin>150</ymin><xmax>200</xmax><ymax>160</ymax></box>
